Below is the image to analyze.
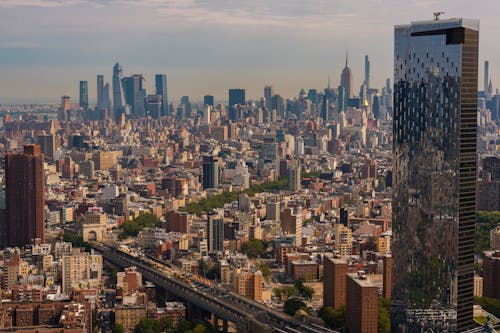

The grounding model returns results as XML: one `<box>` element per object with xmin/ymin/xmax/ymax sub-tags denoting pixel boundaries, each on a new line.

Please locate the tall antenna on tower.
<box><xmin>433</xmin><ymin>12</ymin><xmax>444</xmax><ymax>20</ymax></box>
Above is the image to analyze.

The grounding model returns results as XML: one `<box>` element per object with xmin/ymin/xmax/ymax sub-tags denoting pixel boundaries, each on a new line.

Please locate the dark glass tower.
<box><xmin>228</xmin><ymin>89</ymin><xmax>245</xmax><ymax>107</ymax></box>
<box><xmin>155</xmin><ymin>74</ymin><xmax>168</xmax><ymax>116</ymax></box>
<box><xmin>79</xmin><ymin>80</ymin><xmax>88</xmax><ymax>109</ymax></box>
<box><xmin>204</xmin><ymin>95</ymin><xmax>214</xmax><ymax>107</ymax></box>
<box><xmin>392</xmin><ymin>18</ymin><xmax>479</xmax><ymax>332</ymax></box>
<box><xmin>202</xmin><ymin>155</ymin><xmax>219</xmax><ymax>190</ymax></box>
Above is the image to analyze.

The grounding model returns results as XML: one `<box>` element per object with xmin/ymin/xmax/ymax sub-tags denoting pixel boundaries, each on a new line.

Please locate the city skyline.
<box><xmin>1</xmin><ymin>0</ymin><xmax>500</xmax><ymax>104</ymax></box>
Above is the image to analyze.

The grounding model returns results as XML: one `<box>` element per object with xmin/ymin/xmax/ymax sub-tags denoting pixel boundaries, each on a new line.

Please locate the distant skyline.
<box><xmin>1</xmin><ymin>0</ymin><xmax>499</xmax><ymax>104</ymax></box>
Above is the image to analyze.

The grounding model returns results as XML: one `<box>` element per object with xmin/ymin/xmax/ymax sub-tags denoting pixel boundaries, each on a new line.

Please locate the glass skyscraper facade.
<box><xmin>155</xmin><ymin>74</ymin><xmax>168</xmax><ymax>116</ymax></box>
<box><xmin>392</xmin><ymin>18</ymin><xmax>479</xmax><ymax>332</ymax></box>
<box><xmin>79</xmin><ymin>80</ymin><xmax>88</xmax><ymax>109</ymax></box>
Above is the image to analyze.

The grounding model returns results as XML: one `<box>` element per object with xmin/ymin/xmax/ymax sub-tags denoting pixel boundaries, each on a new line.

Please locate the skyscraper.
<box><xmin>264</xmin><ymin>85</ymin><xmax>273</xmax><ymax>109</ymax></box>
<box><xmin>122</xmin><ymin>74</ymin><xmax>145</xmax><ymax>117</ymax></box>
<box><xmin>337</xmin><ymin>86</ymin><xmax>345</xmax><ymax>114</ymax></box>
<box><xmin>96</xmin><ymin>75</ymin><xmax>104</xmax><ymax>108</ymax></box>
<box><xmin>323</xmin><ymin>257</ymin><xmax>347</xmax><ymax>310</ymax></box>
<box><xmin>393</xmin><ymin>18</ymin><xmax>479</xmax><ymax>332</ymax></box>
<box><xmin>204</xmin><ymin>95</ymin><xmax>214</xmax><ymax>107</ymax></box>
<box><xmin>364</xmin><ymin>55</ymin><xmax>370</xmax><ymax>89</ymax></box>
<box><xmin>155</xmin><ymin>74</ymin><xmax>168</xmax><ymax>116</ymax></box>
<box><xmin>484</xmin><ymin>60</ymin><xmax>489</xmax><ymax>93</ymax></box>
<box><xmin>207</xmin><ymin>210</ymin><xmax>224</xmax><ymax>254</ymax></box>
<box><xmin>112</xmin><ymin>62</ymin><xmax>126</xmax><ymax>118</ymax></box>
<box><xmin>146</xmin><ymin>94</ymin><xmax>162</xmax><ymax>119</ymax></box>
<box><xmin>202</xmin><ymin>155</ymin><xmax>219</xmax><ymax>190</ymax></box>
<box><xmin>3</xmin><ymin>145</ymin><xmax>45</xmax><ymax>247</ymax></box>
<box><xmin>340</xmin><ymin>52</ymin><xmax>353</xmax><ymax>99</ymax></box>
<box><xmin>60</xmin><ymin>95</ymin><xmax>70</xmax><ymax>121</ymax></box>
<box><xmin>79</xmin><ymin>80</ymin><xmax>88</xmax><ymax>109</ymax></box>
<box><xmin>229</xmin><ymin>89</ymin><xmax>245</xmax><ymax>107</ymax></box>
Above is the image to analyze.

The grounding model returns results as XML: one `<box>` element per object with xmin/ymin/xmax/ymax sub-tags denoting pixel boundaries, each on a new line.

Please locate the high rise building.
<box><xmin>60</xmin><ymin>95</ymin><xmax>70</xmax><ymax>121</ymax></box>
<box><xmin>287</xmin><ymin>162</ymin><xmax>301</xmax><ymax>191</ymax></box>
<box><xmin>101</xmin><ymin>83</ymin><xmax>112</xmax><ymax>111</ymax></box>
<box><xmin>340</xmin><ymin>52</ymin><xmax>353</xmax><ymax>99</ymax></box>
<box><xmin>233</xmin><ymin>269</ymin><xmax>263</xmax><ymax>301</ymax></box>
<box><xmin>337</xmin><ymin>86</ymin><xmax>345</xmax><ymax>114</ymax></box>
<box><xmin>264</xmin><ymin>85</ymin><xmax>273</xmax><ymax>109</ymax></box>
<box><xmin>281</xmin><ymin>207</ymin><xmax>302</xmax><ymax>246</ymax></box>
<box><xmin>484</xmin><ymin>60</ymin><xmax>489</xmax><ymax>93</ymax></box>
<box><xmin>334</xmin><ymin>223</ymin><xmax>352</xmax><ymax>256</ymax></box>
<box><xmin>122</xmin><ymin>74</ymin><xmax>145</xmax><ymax>116</ymax></box>
<box><xmin>207</xmin><ymin>210</ymin><xmax>224</xmax><ymax>254</ymax></box>
<box><xmin>79</xmin><ymin>80</ymin><xmax>88</xmax><ymax>109</ymax></box>
<box><xmin>36</xmin><ymin>134</ymin><xmax>56</xmax><ymax>161</ymax></box>
<box><xmin>364</xmin><ymin>55</ymin><xmax>370</xmax><ymax>89</ymax></box>
<box><xmin>323</xmin><ymin>257</ymin><xmax>347</xmax><ymax>310</ymax></box>
<box><xmin>229</xmin><ymin>89</ymin><xmax>245</xmax><ymax>107</ymax></box>
<box><xmin>482</xmin><ymin>250</ymin><xmax>500</xmax><ymax>299</ymax></box>
<box><xmin>346</xmin><ymin>272</ymin><xmax>378</xmax><ymax>333</ymax></box>
<box><xmin>202</xmin><ymin>155</ymin><xmax>219</xmax><ymax>190</ymax></box>
<box><xmin>3</xmin><ymin>145</ymin><xmax>45</xmax><ymax>247</ymax></box>
<box><xmin>155</xmin><ymin>74</ymin><xmax>168</xmax><ymax>117</ymax></box>
<box><xmin>146</xmin><ymin>94</ymin><xmax>162</xmax><ymax>119</ymax></box>
<box><xmin>112</xmin><ymin>62</ymin><xmax>126</xmax><ymax>118</ymax></box>
<box><xmin>204</xmin><ymin>95</ymin><xmax>214</xmax><ymax>107</ymax></box>
<box><xmin>393</xmin><ymin>18</ymin><xmax>479</xmax><ymax>332</ymax></box>
<box><xmin>97</xmin><ymin>75</ymin><xmax>104</xmax><ymax>108</ymax></box>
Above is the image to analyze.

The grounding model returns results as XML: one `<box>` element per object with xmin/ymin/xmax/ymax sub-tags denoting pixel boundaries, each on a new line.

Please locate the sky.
<box><xmin>0</xmin><ymin>0</ymin><xmax>499</xmax><ymax>104</ymax></box>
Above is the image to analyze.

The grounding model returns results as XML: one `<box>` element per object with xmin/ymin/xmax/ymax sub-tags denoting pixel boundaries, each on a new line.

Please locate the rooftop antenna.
<box><xmin>433</xmin><ymin>12</ymin><xmax>444</xmax><ymax>20</ymax></box>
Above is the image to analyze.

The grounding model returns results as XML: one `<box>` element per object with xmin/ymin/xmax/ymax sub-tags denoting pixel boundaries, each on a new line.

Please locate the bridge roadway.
<box><xmin>93</xmin><ymin>243</ymin><xmax>337</xmax><ymax>333</ymax></box>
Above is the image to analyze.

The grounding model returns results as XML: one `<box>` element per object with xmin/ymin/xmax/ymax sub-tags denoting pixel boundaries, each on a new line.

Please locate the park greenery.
<box><xmin>118</xmin><ymin>213</ymin><xmax>162</xmax><ymax>239</ymax></box>
<box><xmin>475</xmin><ymin>211</ymin><xmax>500</xmax><ymax>254</ymax></box>
<box><xmin>241</xmin><ymin>239</ymin><xmax>266</xmax><ymax>258</ymax></box>
<box><xmin>283</xmin><ymin>297</ymin><xmax>307</xmax><ymax>316</ymax></box>
<box><xmin>180</xmin><ymin>178</ymin><xmax>289</xmax><ymax>215</ymax></box>
<box><xmin>475</xmin><ymin>296</ymin><xmax>500</xmax><ymax>319</ymax></box>
<box><xmin>62</xmin><ymin>230</ymin><xmax>92</xmax><ymax>251</ymax></box>
<box><xmin>273</xmin><ymin>279</ymin><xmax>315</xmax><ymax>304</ymax></box>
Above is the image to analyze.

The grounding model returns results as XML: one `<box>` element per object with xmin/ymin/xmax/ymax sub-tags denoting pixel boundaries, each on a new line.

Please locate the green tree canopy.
<box><xmin>134</xmin><ymin>318</ymin><xmax>161</xmax><ymax>333</ymax></box>
<box><xmin>318</xmin><ymin>305</ymin><xmax>346</xmax><ymax>330</ymax></box>
<box><xmin>284</xmin><ymin>297</ymin><xmax>307</xmax><ymax>316</ymax></box>
<box><xmin>378</xmin><ymin>298</ymin><xmax>391</xmax><ymax>333</ymax></box>
<box><xmin>241</xmin><ymin>239</ymin><xmax>266</xmax><ymax>258</ymax></box>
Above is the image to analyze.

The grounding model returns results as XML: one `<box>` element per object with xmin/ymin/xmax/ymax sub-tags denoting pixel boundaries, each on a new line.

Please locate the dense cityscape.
<box><xmin>0</xmin><ymin>11</ymin><xmax>499</xmax><ymax>333</ymax></box>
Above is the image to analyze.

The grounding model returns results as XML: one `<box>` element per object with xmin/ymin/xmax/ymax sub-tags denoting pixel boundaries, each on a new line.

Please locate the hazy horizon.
<box><xmin>1</xmin><ymin>0</ymin><xmax>499</xmax><ymax>104</ymax></box>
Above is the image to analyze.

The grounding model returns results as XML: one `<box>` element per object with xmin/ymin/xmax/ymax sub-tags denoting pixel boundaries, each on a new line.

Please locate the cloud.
<box><xmin>0</xmin><ymin>0</ymin><xmax>87</xmax><ymax>7</ymax></box>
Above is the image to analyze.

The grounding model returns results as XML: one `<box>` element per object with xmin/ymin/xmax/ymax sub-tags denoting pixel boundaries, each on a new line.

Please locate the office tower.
<box><xmin>101</xmin><ymin>83</ymin><xmax>112</xmax><ymax>110</ymax></box>
<box><xmin>146</xmin><ymin>94</ymin><xmax>162</xmax><ymax>119</ymax></box>
<box><xmin>180</xmin><ymin>96</ymin><xmax>192</xmax><ymax>118</ymax></box>
<box><xmin>204</xmin><ymin>95</ymin><xmax>214</xmax><ymax>107</ymax></box>
<box><xmin>364</xmin><ymin>55</ymin><xmax>370</xmax><ymax>89</ymax></box>
<box><xmin>79</xmin><ymin>80</ymin><xmax>88</xmax><ymax>109</ymax></box>
<box><xmin>234</xmin><ymin>269</ymin><xmax>263</xmax><ymax>301</ymax></box>
<box><xmin>323</xmin><ymin>257</ymin><xmax>347</xmax><ymax>309</ymax></box>
<box><xmin>484</xmin><ymin>60</ymin><xmax>489</xmax><ymax>93</ymax></box>
<box><xmin>112</xmin><ymin>62</ymin><xmax>126</xmax><ymax>118</ymax></box>
<box><xmin>36</xmin><ymin>134</ymin><xmax>56</xmax><ymax>161</ymax></box>
<box><xmin>482</xmin><ymin>251</ymin><xmax>500</xmax><ymax>299</ymax></box>
<box><xmin>287</xmin><ymin>162</ymin><xmax>301</xmax><ymax>191</ymax></box>
<box><xmin>320</xmin><ymin>94</ymin><xmax>328</xmax><ymax>122</ymax></box>
<box><xmin>59</xmin><ymin>95</ymin><xmax>70</xmax><ymax>121</ymax></box>
<box><xmin>340</xmin><ymin>52</ymin><xmax>353</xmax><ymax>99</ymax></box>
<box><xmin>96</xmin><ymin>75</ymin><xmax>104</xmax><ymax>108</ymax></box>
<box><xmin>203</xmin><ymin>105</ymin><xmax>212</xmax><ymax>124</ymax></box>
<box><xmin>229</xmin><ymin>89</ymin><xmax>245</xmax><ymax>107</ymax></box>
<box><xmin>337</xmin><ymin>86</ymin><xmax>345</xmax><ymax>114</ymax></box>
<box><xmin>3</xmin><ymin>145</ymin><xmax>45</xmax><ymax>247</ymax></box>
<box><xmin>202</xmin><ymin>155</ymin><xmax>219</xmax><ymax>190</ymax></box>
<box><xmin>483</xmin><ymin>156</ymin><xmax>500</xmax><ymax>180</ymax></box>
<box><xmin>155</xmin><ymin>74</ymin><xmax>168</xmax><ymax>116</ymax></box>
<box><xmin>122</xmin><ymin>74</ymin><xmax>145</xmax><ymax>116</ymax></box>
<box><xmin>346</xmin><ymin>272</ymin><xmax>378</xmax><ymax>333</ymax></box>
<box><xmin>393</xmin><ymin>18</ymin><xmax>479</xmax><ymax>331</ymax></box>
<box><xmin>264</xmin><ymin>85</ymin><xmax>273</xmax><ymax>109</ymax></box>
<box><xmin>372</xmin><ymin>95</ymin><xmax>380</xmax><ymax>120</ymax></box>
<box><xmin>207</xmin><ymin>210</ymin><xmax>224</xmax><ymax>254</ymax></box>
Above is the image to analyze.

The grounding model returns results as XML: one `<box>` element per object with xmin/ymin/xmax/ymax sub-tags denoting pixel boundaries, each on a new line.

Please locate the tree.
<box><xmin>294</xmin><ymin>278</ymin><xmax>315</xmax><ymax>300</ymax></box>
<box><xmin>192</xmin><ymin>325</ymin><xmax>209</xmax><ymax>333</ymax></box>
<box><xmin>319</xmin><ymin>306</ymin><xmax>346</xmax><ymax>329</ymax></box>
<box><xmin>112</xmin><ymin>324</ymin><xmax>124</xmax><ymax>333</ymax></box>
<box><xmin>119</xmin><ymin>213</ymin><xmax>162</xmax><ymax>239</ymax></box>
<box><xmin>284</xmin><ymin>297</ymin><xmax>307</xmax><ymax>316</ymax></box>
<box><xmin>160</xmin><ymin>317</ymin><xmax>174</xmax><ymax>333</ymax></box>
<box><xmin>176</xmin><ymin>320</ymin><xmax>192</xmax><ymax>333</ymax></box>
<box><xmin>378</xmin><ymin>298</ymin><xmax>391</xmax><ymax>333</ymax></box>
<box><xmin>241</xmin><ymin>239</ymin><xmax>265</xmax><ymax>258</ymax></box>
<box><xmin>134</xmin><ymin>318</ymin><xmax>161</xmax><ymax>333</ymax></box>
<box><xmin>259</xmin><ymin>263</ymin><xmax>271</xmax><ymax>278</ymax></box>
<box><xmin>274</xmin><ymin>286</ymin><xmax>296</xmax><ymax>302</ymax></box>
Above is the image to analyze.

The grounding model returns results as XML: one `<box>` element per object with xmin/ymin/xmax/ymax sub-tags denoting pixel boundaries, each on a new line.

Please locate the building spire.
<box><xmin>346</xmin><ymin>50</ymin><xmax>349</xmax><ymax>68</ymax></box>
<box><xmin>328</xmin><ymin>75</ymin><xmax>331</xmax><ymax>89</ymax></box>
